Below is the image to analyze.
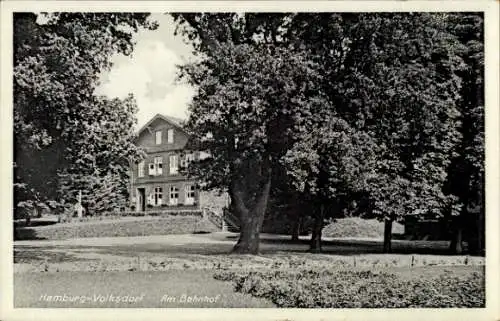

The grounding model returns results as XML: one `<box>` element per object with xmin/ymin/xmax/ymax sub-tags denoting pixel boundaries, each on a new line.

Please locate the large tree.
<box><xmin>358</xmin><ymin>13</ymin><xmax>464</xmax><ymax>252</ymax></box>
<box><xmin>175</xmin><ymin>13</ymin><xmax>472</xmax><ymax>255</ymax></box>
<box><xmin>282</xmin><ymin>113</ymin><xmax>378</xmax><ymax>252</ymax></box>
<box><xmin>444</xmin><ymin>13</ymin><xmax>484</xmax><ymax>254</ymax></box>
<box><xmin>183</xmin><ymin>44</ymin><xmax>322</xmax><ymax>254</ymax></box>
<box><xmin>55</xmin><ymin>94</ymin><xmax>143</xmax><ymax>214</ymax></box>
<box><xmin>14</xmin><ymin>13</ymin><xmax>156</xmax><ymax>218</ymax></box>
<box><xmin>173</xmin><ymin>13</ymin><xmax>326</xmax><ymax>253</ymax></box>
<box><xmin>286</xmin><ymin>13</ymin><xmax>464</xmax><ymax>252</ymax></box>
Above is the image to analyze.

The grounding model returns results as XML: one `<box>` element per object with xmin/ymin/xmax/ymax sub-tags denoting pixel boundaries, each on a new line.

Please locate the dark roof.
<box><xmin>136</xmin><ymin>113</ymin><xmax>187</xmax><ymax>136</ymax></box>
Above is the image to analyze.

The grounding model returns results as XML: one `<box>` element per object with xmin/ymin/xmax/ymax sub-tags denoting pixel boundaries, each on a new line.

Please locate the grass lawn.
<box><xmin>13</xmin><ymin>232</ymin><xmax>485</xmax><ymax>308</ymax></box>
<box><xmin>14</xmin><ymin>270</ymin><xmax>275</xmax><ymax>308</ymax></box>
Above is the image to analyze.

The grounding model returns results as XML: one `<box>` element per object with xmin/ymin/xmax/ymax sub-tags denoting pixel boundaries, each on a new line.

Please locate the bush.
<box><xmin>213</xmin><ymin>269</ymin><xmax>484</xmax><ymax>308</ymax></box>
<box><xmin>322</xmin><ymin>217</ymin><xmax>405</xmax><ymax>239</ymax></box>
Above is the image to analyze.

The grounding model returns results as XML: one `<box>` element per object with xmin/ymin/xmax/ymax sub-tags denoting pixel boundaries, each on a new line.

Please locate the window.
<box><xmin>148</xmin><ymin>163</ymin><xmax>155</xmax><ymax>176</ymax></box>
<box><xmin>185</xmin><ymin>185</ymin><xmax>195</xmax><ymax>205</ymax></box>
<box><xmin>186</xmin><ymin>153</ymin><xmax>195</xmax><ymax>166</ymax></box>
<box><xmin>155</xmin><ymin>130</ymin><xmax>162</xmax><ymax>145</ymax></box>
<box><xmin>154</xmin><ymin>187</ymin><xmax>163</xmax><ymax>206</ymax></box>
<box><xmin>169</xmin><ymin>154</ymin><xmax>178</xmax><ymax>174</ymax></box>
<box><xmin>138</xmin><ymin>161</ymin><xmax>145</xmax><ymax>177</ymax></box>
<box><xmin>180</xmin><ymin>153</ymin><xmax>194</xmax><ymax>169</ymax></box>
<box><xmin>167</xmin><ymin>129</ymin><xmax>174</xmax><ymax>143</ymax></box>
<box><xmin>169</xmin><ymin>186</ymin><xmax>179</xmax><ymax>205</ymax></box>
<box><xmin>154</xmin><ymin>157</ymin><xmax>163</xmax><ymax>175</ymax></box>
<box><xmin>147</xmin><ymin>193</ymin><xmax>154</xmax><ymax>206</ymax></box>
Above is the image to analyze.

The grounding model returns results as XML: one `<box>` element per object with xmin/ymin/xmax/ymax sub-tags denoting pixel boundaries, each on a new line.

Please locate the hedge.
<box><xmin>15</xmin><ymin>216</ymin><xmax>219</xmax><ymax>240</ymax></box>
<box><xmin>213</xmin><ymin>269</ymin><xmax>485</xmax><ymax>308</ymax></box>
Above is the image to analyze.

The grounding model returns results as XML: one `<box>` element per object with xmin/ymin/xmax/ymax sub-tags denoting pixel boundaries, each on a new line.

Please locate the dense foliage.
<box><xmin>174</xmin><ymin>13</ymin><xmax>483</xmax><ymax>253</ymax></box>
<box><xmin>283</xmin><ymin>13</ymin><xmax>467</xmax><ymax>252</ymax></box>
<box><xmin>443</xmin><ymin>13</ymin><xmax>485</xmax><ymax>254</ymax></box>
<box><xmin>214</xmin><ymin>269</ymin><xmax>485</xmax><ymax>308</ymax></box>
<box><xmin>14</xmin><ymin>13</ymin><xmax>156</xmax><ymax>218</ymax></box>
<box><xmin>173</xmin><ymin>13</ymin><xmax>326</xmax><ymax>253</ymax></box>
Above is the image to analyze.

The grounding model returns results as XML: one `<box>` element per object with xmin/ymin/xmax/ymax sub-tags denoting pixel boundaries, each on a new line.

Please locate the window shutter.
<box><xmin>138</xmin><ymin>161</ymin><xmax>145</xmax><ymax>177</ymax></box>
<box><xmin>169</xmin><ymin>155</ymin><xmax>178</xmax><ymax>174</ymax></box>
<box><xmin>155</xmin><ymin>187</ymin><xmax>163</xmax><ymax>206</ymax></box>
<box><xmin>148</xmin><ymin>163</ymin><xmax>155</xmax><ymax>176</ymax></box>
<box><xmin>169</xmin><ymin>186</ymin><xmax>179</xmax><ymax>205</ymax></box>
<box><xmin>185</xmin><ymin>185</ymin><xmax>194</xmax><ymax>205</ymax></box>
<box><xmin>155</xmin><ymin>157</ymin><xmax>163</xmax><ymax>175</ymax></box>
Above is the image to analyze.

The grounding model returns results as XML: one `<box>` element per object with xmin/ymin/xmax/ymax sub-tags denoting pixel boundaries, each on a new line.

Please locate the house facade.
<box><xmin>130</xmin><ymin>114</ymin><xmax>200</xmax><ymax>212</ymax></box>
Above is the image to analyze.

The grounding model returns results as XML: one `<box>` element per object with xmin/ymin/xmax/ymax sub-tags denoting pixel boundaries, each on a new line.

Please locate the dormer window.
<box><xmin>155</xmin><ymin>130</ymin><xmax>162</xmax><ymax>145</ymax></box>
<box><xmin>167</xmin><ymin>129</ymin><xmax>174</xmax><ymax>143</ymax></box>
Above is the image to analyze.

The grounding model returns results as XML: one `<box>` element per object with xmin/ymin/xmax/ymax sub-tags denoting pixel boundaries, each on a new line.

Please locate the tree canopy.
<box><xmin>14</xmin><ymin>13</ymin><xmax>156</xmax><ymax>216</ymax></box>
<box><xmin>174</xmin><ymin>12</ymin><xmax>481</xmax><ymax>254</ymax></box>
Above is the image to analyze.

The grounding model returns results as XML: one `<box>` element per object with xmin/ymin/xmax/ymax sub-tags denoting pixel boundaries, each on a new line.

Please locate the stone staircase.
<box><xmin>202</xmin><ymin>207</ymin><xmax>240</xmax><ymax>232</ymax></box>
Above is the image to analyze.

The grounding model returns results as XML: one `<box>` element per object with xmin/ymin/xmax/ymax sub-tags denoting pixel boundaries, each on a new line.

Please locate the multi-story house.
<box><xmin>129</xmin><ymin>114</ymin><xmax>200</xmax><ymax>212</ymax></box>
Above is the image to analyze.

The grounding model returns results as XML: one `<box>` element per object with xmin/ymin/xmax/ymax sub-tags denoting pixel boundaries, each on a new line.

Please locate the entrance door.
<box><xmin>137</xmin><ymin>188</ymin><xmax>146</xmax><ymax>212</ymax></box>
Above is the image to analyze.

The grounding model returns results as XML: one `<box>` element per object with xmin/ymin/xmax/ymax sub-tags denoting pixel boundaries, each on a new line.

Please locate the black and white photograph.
<box><xmin>1</xmin><ymin>1</ymin><xmax>499</xmax><ymax>320</ymax></box>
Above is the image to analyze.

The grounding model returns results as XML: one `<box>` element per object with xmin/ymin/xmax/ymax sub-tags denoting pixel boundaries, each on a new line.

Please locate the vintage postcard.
<box><xmin>1</xmin><ymin>1</ymin><xmax>499</xmax><ymax>321</ymax></box>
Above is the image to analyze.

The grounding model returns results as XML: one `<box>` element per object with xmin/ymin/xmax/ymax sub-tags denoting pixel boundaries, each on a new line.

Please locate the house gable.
<box><xmin>135</xmin><ymin>114</ymin><xmax>189</xmax><ymax>152</ymax></box>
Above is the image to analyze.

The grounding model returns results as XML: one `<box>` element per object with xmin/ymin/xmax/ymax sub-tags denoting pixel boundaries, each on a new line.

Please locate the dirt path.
<box><xmin>14</xmin><ymin>232</ymin><xmax>484</xmax><ymax>275</ymax></box>
<box><xmin>14</xmin><ymin>232</ymin><xmax>233</xmax><ymax>247</ymax></box>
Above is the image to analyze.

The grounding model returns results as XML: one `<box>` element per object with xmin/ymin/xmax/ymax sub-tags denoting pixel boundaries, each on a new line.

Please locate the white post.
<box><xmin>76</xmin><ymin>190</ymin><xmax>83</xmax><ymax>218</ymax></box>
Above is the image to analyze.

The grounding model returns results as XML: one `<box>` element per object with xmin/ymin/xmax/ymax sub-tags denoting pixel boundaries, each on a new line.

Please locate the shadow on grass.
<box><xmin>14</xmin><ymin>232</ymin><xmax>479</xmax><ymax>259</ymax></box>
<box><xmin>13</xmin><ymin>248</ymin><xmax>96</xmax><ymax>264</ymax></box>
<box><xmin>27</xmin><ymin>239</ymin><xmax>455</xmax><ymax>257</ymax></box>
<box><xmin>224</xmin><ymin>233</ymin><xmax>461</xmax><ymax>256</ymax></box>
<box><xmin>14</xmin><ymin>228</ymin><xmax>48</xmax><ymax>241</ymax></box>
<box><xmin>14</xmin><ymin>220</ymin><xmax>58</xmax><ymax>228</ymax></box>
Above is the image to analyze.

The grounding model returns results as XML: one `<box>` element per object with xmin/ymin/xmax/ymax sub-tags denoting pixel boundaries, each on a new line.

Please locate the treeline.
<box><xmin>13</xmin><ymin>13</ymin><xmax>157</xmax><ymax>219</ymax></box>
<box><xmin>175</xmin><ymin>13</ymin><xmax>484</xmax><ymax>254</ymax></box>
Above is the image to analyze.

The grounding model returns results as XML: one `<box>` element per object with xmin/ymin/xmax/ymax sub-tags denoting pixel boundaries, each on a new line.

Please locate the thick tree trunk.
<box><xmin>449</xmin><ymin>214</ymin><xmax>465</xmax><ymax>254</ymax></box>
<box><xmin>469</xmin><ymin>208</ymin><xmax>485</xmax><ymax>255</ymax></box>
<box><xmin>478</xmin><ymin>210</ymin><xmax>485</xmax><ymax>255</ymax></box>
<box><xmin>310</xmin><ymin>204</ymin><xmax>324</xmax><ymax>253</ymax></box>
<box><xmin>291</xmin><ymin>210</ymin><xmax>301</xmax><ymax>242</ymax></box>
<box><xmin>449</xmin><ymin>226</ymin><xmax>464</xmax><ymax>254</ymax></box>
<box><xmin>232</xmin><ymin>214</ymin><xmax>263</xmax><ymax>254</ymax></box>
<box><xmin>231</xmin><ymin>173</ymin><xmax>272</xmax><ymax>255</ymax></box>
<box><xmin>383</xmin><ymin>219</ymin><xmax>393</xmax><ymax>253</ymax></box>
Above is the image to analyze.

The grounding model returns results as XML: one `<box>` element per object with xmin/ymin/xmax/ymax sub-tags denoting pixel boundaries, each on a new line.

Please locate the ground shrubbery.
<box><xmin>213</xmin><ymin>269</ymin><xmax>485</xmax><ymax>308</ymax></box>
<box><xmin>322</xmin><ymin>217</ymin><xmax>405</xmax><ymax>239</ymax></box>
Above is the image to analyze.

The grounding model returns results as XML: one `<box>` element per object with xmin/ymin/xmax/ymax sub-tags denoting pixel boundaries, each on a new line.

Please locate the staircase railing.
<box><xmin>222</xmin><ymin>208</ymin><xmax>240</xmax><ymax>232</ymax></box>
<box><xmin>202</xmin><ymin>207</ymin><xmax>240</xmax><ymax>232</ymax></box>
<box><xmin>202</xmin><ymin>207</ymin><xmax>223</xmax><ymax>230</ymax></box>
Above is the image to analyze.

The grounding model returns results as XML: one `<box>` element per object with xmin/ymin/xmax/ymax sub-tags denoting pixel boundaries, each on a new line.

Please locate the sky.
<box><xmin>94</xmin><ymin>13</ymin><xmax>196</xmax><ymax>128</ymax></box>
